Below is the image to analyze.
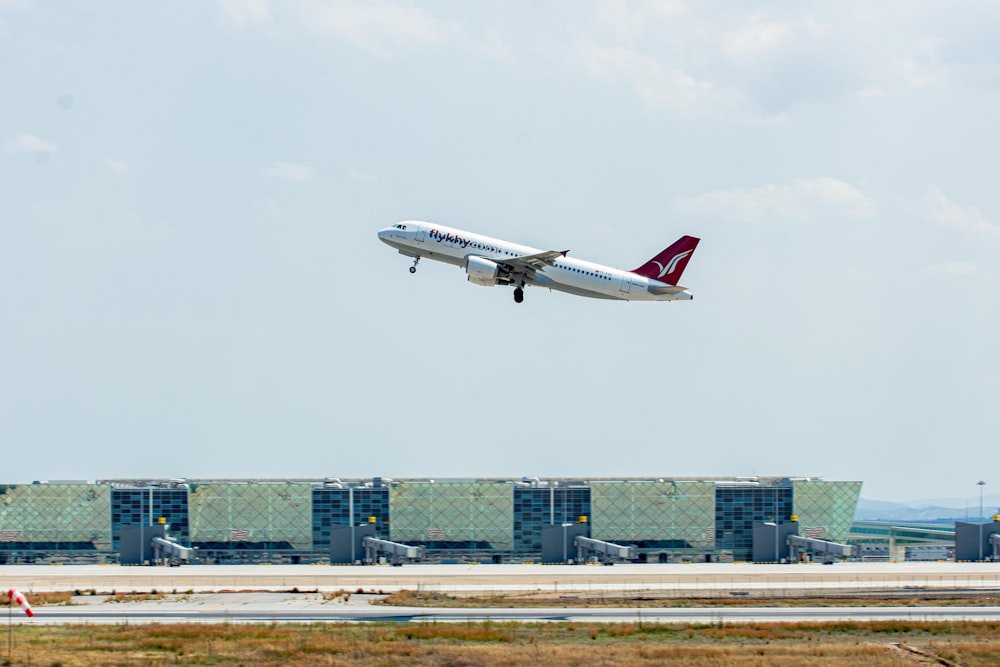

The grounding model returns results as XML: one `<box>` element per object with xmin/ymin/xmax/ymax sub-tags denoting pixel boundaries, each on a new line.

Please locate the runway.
<box><xmin>15</xmin><ymin>592</ymin><xmax>1000</xmax><ymax>625</ymax></box>
<box><xmin>4</xmin><ymin>562</ymin><xmax>1000</xmax><ymax>625</ymax></box>
<box><xmin>4</xmin><ymin>562</ymin><xmax>1000</xmax><ymax>595</ymax></box>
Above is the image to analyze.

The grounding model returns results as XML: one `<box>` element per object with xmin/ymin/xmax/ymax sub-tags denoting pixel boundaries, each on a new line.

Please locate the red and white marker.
<box><xmin>7</xmin><ymin>589</ymin><xmax>34</xmax><ymax>617</ymax></box>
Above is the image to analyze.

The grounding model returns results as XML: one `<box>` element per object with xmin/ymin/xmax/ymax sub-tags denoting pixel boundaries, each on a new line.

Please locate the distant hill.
<box><xmin>855</xmin><ymin>495</ymin><xmax>1000</xmax><ymax>523</ymax></box>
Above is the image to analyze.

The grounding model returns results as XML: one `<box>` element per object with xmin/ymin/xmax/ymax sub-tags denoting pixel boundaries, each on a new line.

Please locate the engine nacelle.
<box><xmin>466</xmin><ymin>255</ymin><xmax>502</xmax><ymax>286</ymax></box>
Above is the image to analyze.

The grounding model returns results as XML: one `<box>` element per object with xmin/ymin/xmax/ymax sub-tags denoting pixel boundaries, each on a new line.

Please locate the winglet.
<box><xmin>561</xmin><ymin>250</ymin><xmax>569</xmax><ymax>257</ymax></box>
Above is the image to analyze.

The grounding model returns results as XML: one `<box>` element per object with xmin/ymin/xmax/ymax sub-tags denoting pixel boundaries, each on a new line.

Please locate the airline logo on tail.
<box><xmin>652</xmin><ymin>250</ymin><xmax>693</xmax><ymax>279</ymax></box>
<box><xmin>631</xmin><ymin>235</ymin><xmax>700</xmax><ymax>284</ymax></box>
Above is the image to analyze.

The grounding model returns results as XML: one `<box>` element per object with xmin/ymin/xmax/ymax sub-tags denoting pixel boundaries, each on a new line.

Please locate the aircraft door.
<box><xmin>415</xmin><ymin>227</ymin><xmax>426</xmax><ymax>243</ymax></box>
<box><xmin>619</xmin><ymin>275</ymin><xmax>631</xmax><ymax>296</ymax></box>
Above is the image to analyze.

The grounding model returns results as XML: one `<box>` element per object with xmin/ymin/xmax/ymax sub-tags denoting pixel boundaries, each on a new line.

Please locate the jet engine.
<box><xmin>466</xmin><ymin>255</ymin><xmax>507</xmax><ymax>286</ymax></box>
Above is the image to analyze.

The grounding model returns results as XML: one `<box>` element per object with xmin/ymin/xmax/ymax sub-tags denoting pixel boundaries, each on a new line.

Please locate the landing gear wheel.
<box><xmin>513</xmin><ymin>287</ymin><xmax>524</xmax><ymax>303</ymax></box>
<box><xmin>409</xmin><ymin>266</ymin><xmax>416</xmax><ymax>274</ymax></box>
<box><xmin>409</xmin><ymin>257</ymin><xmax>420</xmax><ymax>274</ymax></box>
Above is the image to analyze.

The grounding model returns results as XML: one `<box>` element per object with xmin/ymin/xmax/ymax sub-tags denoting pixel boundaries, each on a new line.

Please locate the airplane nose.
<box><xmin>377</xmin><ymin>228</ymin><xmax>391</xmax><ymax>243</ymax></box>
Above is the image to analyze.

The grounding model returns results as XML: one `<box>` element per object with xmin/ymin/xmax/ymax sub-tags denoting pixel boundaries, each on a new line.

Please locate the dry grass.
<box><xmin>11</xmin><ymin>591</ymin><xmax>74</xmax><ymax>606</ymax></box>
<box><xmin>103</xmin><ymin>590</ymin><xmax>168</xmax><ymax>604</ymax></box>
<box><xmin>322</xmin><ymin>589</ymin><xmax>352</xmax><ymax>602</ymax></box>
<box><xmin>378</xmin><ymin>588</ymin><xmax>1000</xmax><ymax>608</ymax></box>
<box><xmin>4</xmin><ymin>621</ymin><xmax>1000</xmax><ymax>666</ymax></box>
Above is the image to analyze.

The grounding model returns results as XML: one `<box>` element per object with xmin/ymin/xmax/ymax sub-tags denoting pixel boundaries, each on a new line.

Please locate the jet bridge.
<box><xmin>574</xmin><ymin>536</ymin><xmax>637</xmax><ymax>565</ymax></box>
<box><xmin>787</xmin><ymin>535</ymin><xmax>858</xmax><ymax>563</ymax></box>
<box><xmin>753</xmin><ymin>521</ymin><xmax>857</xmax><ymax>563</ymax></box>
<box><xmin>328</xmin><ymin>524</ymin><xmax>424</xmax><ymax>565</ymax></box>
<box><xmin>362</xmin><ymin>536</ymin><xmax>425</xmax><ymax>566</ymax></box>
<box><xmin>120</xmin><ymin>523</ymin><xmax>196</xmax><ymax>566</ymax></box>
<box><xmin>151</xmin><ymin>536</ymin><xmax>195</xmax><ymax>566</ymax></box>
<box><xmin>539</xmin><ymin>522</ymin><xmax>635</xmax><ymax>564</ymax></box>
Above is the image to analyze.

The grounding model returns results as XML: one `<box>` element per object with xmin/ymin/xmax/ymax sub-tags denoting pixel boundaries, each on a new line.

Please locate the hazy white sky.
<box><xmin>2</xmin><ymin>1</ymin><xmax>998</xmax><ymax>502</ymax></box>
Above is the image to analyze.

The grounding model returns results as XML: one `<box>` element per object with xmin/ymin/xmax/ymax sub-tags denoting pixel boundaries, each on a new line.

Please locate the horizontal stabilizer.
<box><xmin>647</xmin><ymin>284</ymin><xmax>688</xmax><ymax>295</ymax></box>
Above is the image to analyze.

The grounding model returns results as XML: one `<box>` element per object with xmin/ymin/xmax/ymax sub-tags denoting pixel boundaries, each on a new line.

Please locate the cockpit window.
<box><xmin>394</xmin><ymin>224</ymin><xmax>407</xmax><ymax>230</ymax></box>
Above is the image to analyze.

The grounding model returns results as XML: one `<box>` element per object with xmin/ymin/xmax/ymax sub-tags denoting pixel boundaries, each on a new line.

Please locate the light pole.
<box><xmin>978</xmin><ymin>481</ymin><xmax>987</xmax><ymax>522</ymax></box>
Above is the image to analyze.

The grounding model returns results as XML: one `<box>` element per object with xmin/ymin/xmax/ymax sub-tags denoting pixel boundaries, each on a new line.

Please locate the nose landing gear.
<box><xmin>409</xmin><ymin>257</ymin><xmax>420</xmax><ymax>274</ymax></box>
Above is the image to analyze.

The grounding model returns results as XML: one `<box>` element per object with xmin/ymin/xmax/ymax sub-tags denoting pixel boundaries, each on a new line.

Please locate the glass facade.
<box><xmin>188</xmin><ymin>482</ymin><xmax>312</xmax><ymax>550</ymax></box>
<box><xmin>715</xmin><ymin>485</ymin><xmax>794</xmax><ymax>560</ymax></box>
<box><xmin>592</xmin><ymin>481</ymin><xmax>716</xmax><ymax>550</ymax></box>
<box><xmin>389</xmin><ymin>481</ymin><xmax>514</xmax><ymax>551</ymax></box>
<box><xmin>0</xmin><ymin>484</ymin><xmax>111</xmax><ymax>554</ymax></box>
<box><xmin>513</xmin><ymin>485</ymin><xmax>590</xmax><ymax>554</ymax></box>
<box><xmin>792</xmin><ymin>480</ymin><xmax>863</xmax><ymax>543</ymax></box>
<box><xmin>311</xmin><ymin>486</ymin><xmax>390</xmax><ymax>550</ymax></box>
<box><xmin>111</xmin><ymin>487</ymin><xmax>189</xmax><ymax>550</ymax></box>
<box><xmin>0</xmin><ymin>477</ymin><xmax>864</xmax><ymax>562</ymax></box>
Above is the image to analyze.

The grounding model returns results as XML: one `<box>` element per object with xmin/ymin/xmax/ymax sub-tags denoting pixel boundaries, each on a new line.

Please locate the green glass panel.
<box><xmin>792</xmin><ymin>480</ymin><xmax>862</xmax><ymax>543</ymax></box>
<box><xmin>592</xmin><ymin>481</ymin><xmax>715</xmax><ymax>547</ymax></box>
<box><xmin>0</xmin><ymin>484</ymin><xmax>112</xmax><ymax>549</ymax></box>
<box><xmin>390</xmin><ymin>481</ymin><xmax>513</xmax><ymax>550</ymax></box>
<box><xmin>188</xmin><ymin>483</ymin><xmax>311</xmax><ymax>548</ymax></box>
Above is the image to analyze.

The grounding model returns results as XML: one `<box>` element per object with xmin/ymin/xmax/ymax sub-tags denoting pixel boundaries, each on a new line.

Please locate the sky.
<box><xmin>1</xmin><ymin>1</ymin><xmax>998</xmax><ymax>502</ymax></box>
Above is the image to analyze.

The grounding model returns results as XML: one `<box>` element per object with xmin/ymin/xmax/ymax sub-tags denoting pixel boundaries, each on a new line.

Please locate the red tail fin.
<box><xmin>631</xmin><ymin>235</ymin><xmax>700</xmax><ymax>285</ymax></box>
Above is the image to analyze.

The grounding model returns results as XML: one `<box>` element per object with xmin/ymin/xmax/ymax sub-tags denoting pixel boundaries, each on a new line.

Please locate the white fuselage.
<box><xmin>377</xmin><ymin>221</ymin><xmax>693</xmax><ymax>302</ymax></box>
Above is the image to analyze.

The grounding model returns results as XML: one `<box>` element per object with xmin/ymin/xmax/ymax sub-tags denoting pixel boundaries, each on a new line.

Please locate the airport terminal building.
<box><xmin>0</xmin><ymin>476</ymin><xmax>861</xmax><ymax>564</ymax></box>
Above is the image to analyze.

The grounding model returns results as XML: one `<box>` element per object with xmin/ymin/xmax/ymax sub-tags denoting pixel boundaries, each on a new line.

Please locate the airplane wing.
<box><xmin>501</xmin><ymin>250</ymin><xmax>568</xmax><ymax>275</ymax></box>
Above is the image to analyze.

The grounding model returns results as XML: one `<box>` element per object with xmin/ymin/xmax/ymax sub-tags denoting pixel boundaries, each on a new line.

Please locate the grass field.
<box><xmin>8</xmin><ymin>591</ymin><xmax>1000</xmax><ymax>665</ymax></box>
<box><xmin>378</xmin><ymin>588</ymin><xmax>1000</xmax><ymax>608</ymax></box>
<box><xmin>4</xmin><ymin>620</ymin><xmax>1000</xmax><ymax>666</ymax></box>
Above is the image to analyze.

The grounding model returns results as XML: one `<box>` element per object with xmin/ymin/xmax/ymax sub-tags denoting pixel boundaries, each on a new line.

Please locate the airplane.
<box><xmin>378</xmin><ymin>221</ymin><xmax>700</xmax><ymax>304</ymax></box>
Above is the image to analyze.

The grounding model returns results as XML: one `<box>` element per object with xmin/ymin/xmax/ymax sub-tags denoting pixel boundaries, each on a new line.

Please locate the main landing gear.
<box><xmin>409</xmin><ymin>257</ymin><xmax>420</xmax><ymax>274</ymax></box>
<box><xmin>513</xmin><ymin>287</ymin><xmax>524</xmax><ymax>303</ymax></box>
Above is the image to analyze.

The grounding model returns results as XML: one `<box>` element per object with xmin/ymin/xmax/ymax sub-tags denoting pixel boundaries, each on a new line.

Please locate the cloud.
<box><xmin>294</xmin><ymin>0</ymin><xmax>466</xmax><ymax>57</ymax></box>
<box><xmin>671</xmin><ymin>177</ymin><xmax>876</xmax><ymax>224</ymax></box>
<box><xmin>220</xmin><ymin>0</ymin><xmax>513</xmax><ymax>61</ymax></box>
<box><xmin>920</xmin><ymin>261</ymin><xmax>995</xmax><ymax>285</ymax></box>
<box><xmin>261</xmin><ymin>161</ymin><xmax>314</xmax><ymax>182</ymax></box>
<box><xmin>722</xmin><ymin>13</ymin><xmax>794</xmax><ymax>60</ymax></box>
<box><xmin>921</xmin><ymin>188</ymin><xmax>1000</xmax><ymax>239</ymax></box>
<box><xmin>0</xmin><ymin>0</ymin><xmax>31</xmax><ymax>34</ymax></box>
<box><xmin>6</xmin><ymin>132</ymin><xmax>56</xmax><ymax>155</ymax></box>
<box><xmin>219</xmin><ymin>0</ymin><xmax>272</xmax><ymax>28</ymax></box>
<box><xmin>563</xmin><ymin>8</ymin><xmax>846</xmax><ymax>120</ymax></box>
<box><xmin>570</xmin><ymin>41</ymin><xmax>731</xmax><ymax>117</ymax></box>
<box><xmin>896</xmin><ymin>38</ymin><xmax>944</xmax><ymax>88</ymax></box>
<box><xmin>474</xmin><ymin>29</ymin><xmax>515</xmax><ymax>64</ymax></box>
<box><xmin>99</xmin><ymin>157</ymin><xmax>131</xmax><ymax>175</ymax></box>
<box><xmin>563</xmin><ymin>3</ymin><xmax>1000</xmax><ymax>118</ymax></box>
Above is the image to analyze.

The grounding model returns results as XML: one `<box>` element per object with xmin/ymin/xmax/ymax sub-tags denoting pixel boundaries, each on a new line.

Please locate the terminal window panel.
<box><xmin>311</xmin><ymin>487</ymin><xmax>389</xmax><ymax>549</ymax></box>
<box><xmin>111</xmin><ymin>489</ymin><xmax>189</xmax><ymax>551</ymax></box>
<box><xmin>388</xmin><ymin>482</ymin><xmax>515</xmax><ymax>551</ymax></box>
<box><xmin>714</xmin><ymin>487</ymin><xmax>793</xmax><ymax>560</ymax></box>
<box><xmin>187</xmin><ymin>483</ymin><xmax>312</xmax><ymax>549</ymax></box>
<box><xmin>591</xmin><ymin>481</ymin><xmax>716</xmax><ymax>548</ymax></box>
<box><xmin>792</xmin><ymin>481</ymin><xmax>862</xmax><ymax>543</ymax></box>
<box><xmin>513</xmin><ymin>487</ymin><xmax>591</xmax><ymax>555</ymax></box>
<box><xmin>0</xmin><ymin>484</ymin><xmax>112</xmax><ymax>551</ymax></box>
